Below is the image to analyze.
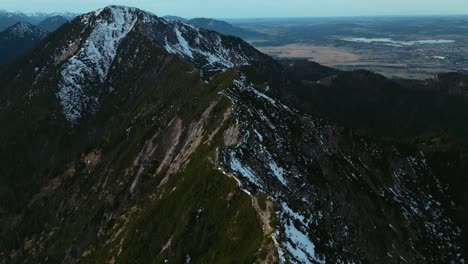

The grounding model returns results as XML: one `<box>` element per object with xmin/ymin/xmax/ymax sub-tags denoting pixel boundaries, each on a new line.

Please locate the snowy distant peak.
<box><xmin>47</xmin><ymin>12</ymin><xmax>79</xmax><ymax>20</ymax></box>
<box><xmin>0</xmin><ymin>10</ymin><xmax>27</xmax><ymax>18</ymax></box>
<box><xmin>1</xmin><ymin>22</ymin><xmax>48</xmax><ymax>38</ymax></box>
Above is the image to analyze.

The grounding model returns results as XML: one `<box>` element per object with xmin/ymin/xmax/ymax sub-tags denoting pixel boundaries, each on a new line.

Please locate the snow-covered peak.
<box><xmin>71</xmin><ymin>5</ymin><xmax>268</xmax><ymax>71</ymax></box>
<box><xmin>77</xmin><ymin>5</ymin><xmax>137</xmax><ymax>23</ymax></box>
<box><xmin>85</xmin><ymin>6</ymin><xmax>267</xmax><ymax>70</ymax></box>
<box><xmin>100</xmin><ymin>5</ymin><xmax>140</xmax><ymax>15</ymax></box>
<box><xmin>57</xmin><ymin>6</ymin><xmax>139</xmax><ymax>124</ymax></box>
<box><xmin>55</xmin><ymin>5</ymin><xmax>269</xmax><ymax>124</ymax></box>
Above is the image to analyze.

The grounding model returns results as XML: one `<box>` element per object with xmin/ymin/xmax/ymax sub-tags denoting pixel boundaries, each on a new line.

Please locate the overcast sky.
<box><xmin>1</xmin><ymin>0</ymin><xmax>468</xmax><ymax>18</ymax></box>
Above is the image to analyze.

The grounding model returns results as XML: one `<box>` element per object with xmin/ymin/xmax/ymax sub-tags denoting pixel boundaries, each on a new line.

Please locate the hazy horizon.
<box><xmin>1</xmin><ymin>0</ymin><xmax>468</xmax><ymax>18</ymax></box>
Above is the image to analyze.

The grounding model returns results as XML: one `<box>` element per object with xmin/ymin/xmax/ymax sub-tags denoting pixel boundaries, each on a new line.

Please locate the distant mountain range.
<box><xmin>0</xmin><ymin>10</ymin><xmax>41</xmax><ymax>31</ymax></box>
<box><xmin>0</xmin><ymin>10</ymin><xmax>76</xmax><ymax>31</ymax></box>
<box><xmin>0</xmin><ymin>11</ymin><xmax>72</xmax><ymax>64</ymax></box>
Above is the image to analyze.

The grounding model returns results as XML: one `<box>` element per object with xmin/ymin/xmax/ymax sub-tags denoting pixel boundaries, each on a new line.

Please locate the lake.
<box><xmin>343</xmin><ymin>37</ymin><xmax>455</xmax><ymax>46</ymax></box>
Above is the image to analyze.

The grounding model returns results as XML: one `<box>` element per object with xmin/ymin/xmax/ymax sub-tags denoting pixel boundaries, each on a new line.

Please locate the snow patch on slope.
<box><xmin>222</xmin><ymin>75</ymin><xmax>326</xmax><ymax>263</ymax></box>
<box><xmin>284</xmin><ymin>222</ymin><xmax>321</xmax><ymax>264</ymax></box>
<box><xmin>162</xmin><ymin>23</ymin><xmax>250</xmax><ymax>70</ymax></box>
<box><xmin>269</xmin><ymin>160</ymin><xmax>287</xmax><ymax>186</ymax></box>
<box><xmin>164</xmin><ymin>26</ymin><xmax>194</xmax><ymax>59</ymax></box>
<box><xmin>57</xmin><ymin>6</ymin><xmax>138</xmax><ymax>124</ymax></box>
<box><xmin>229</xmin><ymin>152</ymin><xmax>264</xmax><ymax>189</ymax></box>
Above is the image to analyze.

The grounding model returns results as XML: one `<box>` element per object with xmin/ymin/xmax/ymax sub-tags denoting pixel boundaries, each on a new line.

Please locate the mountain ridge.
<box><xmin>163</xmin><ymin>15</ymin><xmax>262</xmax><ymax>39</ymax></box>
<box><xmin>37</xmin><ymin>15</ymin><xmax>68</xmax><ymax>31</ymax></box>
<box><xmin>186</xmin><ymin>17</ymin><xmax>261</xmax><ymax>38</ymax></box>
<box><xmin>0</xmin><ymin>5</ymin><xmax>465</xmax><ymax>263</ymax></box>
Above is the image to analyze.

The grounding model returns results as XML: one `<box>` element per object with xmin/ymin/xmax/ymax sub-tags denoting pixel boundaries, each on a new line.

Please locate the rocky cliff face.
<box><xmin>0</xmin><ymin>6</ymin><xmax>464</xmax><ymax>264</ymax></box>
<box><xmin>219</xmin><ymin>74</ymin><xmax>463</xmax><ymax>263</ymax></box>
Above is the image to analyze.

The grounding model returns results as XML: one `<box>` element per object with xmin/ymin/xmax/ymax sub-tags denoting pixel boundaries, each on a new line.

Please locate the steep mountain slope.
<box><xmin>0</xmin><ymin>6</ymin><xmax>273</xmax><ymax>263</ymax></box>
<box><xmin>0</xmin><ymin>22</ymin><xmax>48</xmax><ymax>64</ymax></box>
<box><xmin>37</xmin><ymin>15</ymin><xmax>68</xmax><ymax>32</ymax></box>
<box><xmin>264</xmin><ymin>59</ymin><xmax>468</xmax><ymax>258</ymax></box>
<box><xmin>0</xmin><ymin>5</ymin><xmax>465</xmax><ymax>264</ymax></box>
<box><xmin>220</xmin><ymin>73</ymin><xmax>464</xmax><ymax>263</ymax></box>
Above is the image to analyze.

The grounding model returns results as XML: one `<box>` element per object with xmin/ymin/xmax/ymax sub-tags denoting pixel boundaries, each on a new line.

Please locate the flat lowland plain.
<box><xmin>236</xmin><ymin>16</ymin><xmax>468</xmax><ymax>79</ymax></box>
<box><xmin>256</xmin><ymin>43</ymin><xmax>455</xmax><ymax>79</ymax></box>
<box><xmin>257</xmin><ymin>44</ymin><xmax>361</xmax><ymax>65</ymax></box>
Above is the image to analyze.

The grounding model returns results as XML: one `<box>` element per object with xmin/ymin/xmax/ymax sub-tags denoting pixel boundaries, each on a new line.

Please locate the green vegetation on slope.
<box><xmin>0</xmin><ymin>23</ymin><xmax>269</xmax><ymax>262</ymax></box>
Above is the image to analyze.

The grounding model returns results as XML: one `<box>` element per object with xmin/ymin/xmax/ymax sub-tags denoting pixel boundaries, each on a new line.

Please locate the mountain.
<box><xmin>163</xmin><ymin>15</ymin><xmax>188</xmax><ymax>22</ymax></box>
<box><xmin>0</xmin><ymin>5</ymin><xmax>465</xmax><ymax>263</ymax></box>
<box><xmin>164</xmin><ymin>16</ymin><xmax>263</xmax><ymax>39</ymax></box>
<box><xmin>0</xmin><ymin>22</ymin><xmax>48</xmax><ymax>64</ymax></box>
<box><xmin>0</xmin><ymin>10</ymin><xmax>77</xmax><ymax>31</ymax></box>
<box><xmin>0</xmin><ymin>10</ymin><xmax>31</xmax><ymax>31</ymax></box>
<box><xmin>37</xmin><ymin>15</ymin><xmax>68</xmax><ymax>31</ymax></box>
<box><xmin>187</xmin><ymin>17</ymin><xmax>261</xmax><ymax>38</ymax></box>
<box><xmin>46</xmin><ymin>12</ymin><xmax>78</xmax><ymax>21</ymax></box>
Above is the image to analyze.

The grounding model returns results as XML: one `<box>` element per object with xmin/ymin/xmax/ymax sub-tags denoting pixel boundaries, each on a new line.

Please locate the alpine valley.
<box><xmin>0</xmin><ymin>6</ymin><xmax>466</xmax><ymax>264</ymax></box>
